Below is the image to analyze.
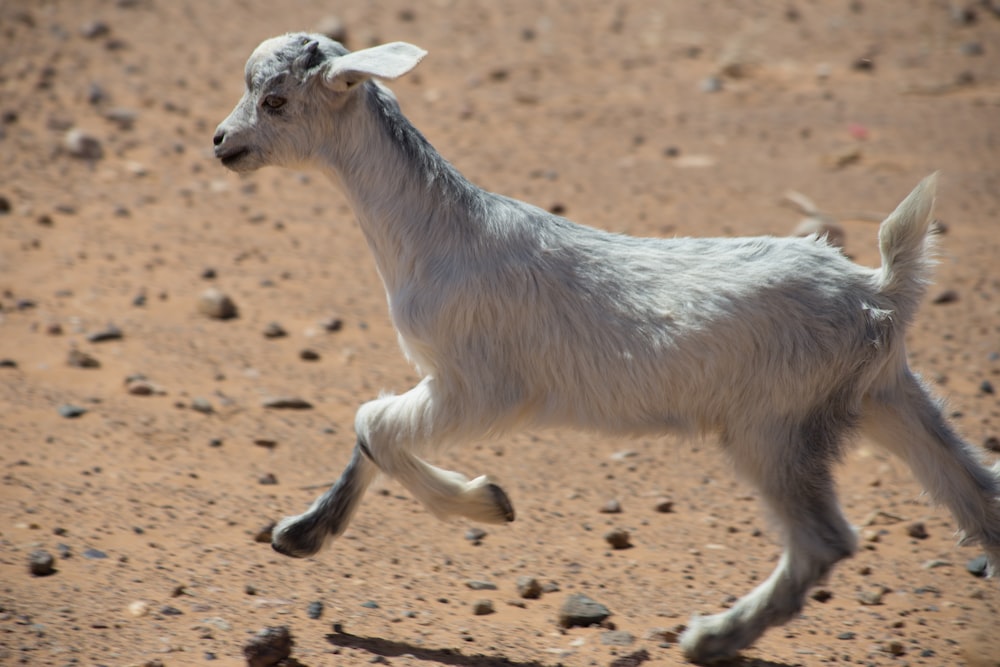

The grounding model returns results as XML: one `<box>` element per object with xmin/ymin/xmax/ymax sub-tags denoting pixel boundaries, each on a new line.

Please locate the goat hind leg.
<box><xmin>862</xmin><ymin>372</ymin><xmax>1000</xmax><ymax>576</ymax></box>
<box><xmin>681</xmin><ymin>430</ymin><xmax>856</xmax><ymax>663</ymax></box>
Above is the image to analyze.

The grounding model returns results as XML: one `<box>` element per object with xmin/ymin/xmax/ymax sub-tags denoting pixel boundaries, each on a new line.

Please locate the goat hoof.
<box><xmin>487</xmin><ymin>482</ymin><xmax>516</xmax><ymax>522</ymax></box>
<box><xmin>271</xmin><ymin>541</ymin><xmax>307</xmax><ymax>559</ymax></box>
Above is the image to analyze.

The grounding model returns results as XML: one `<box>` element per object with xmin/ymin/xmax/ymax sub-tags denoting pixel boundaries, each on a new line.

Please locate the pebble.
<box><xmin>306</xmin><ymin>601</ymin><xmax>324</xmax><ymax>620</ymax></box>
<box><xmin>979</xmin><ymin>380</ymin><xmax>994</xmax><ymax>395</ymax></box>
<box><xmin>28</xmin><ymin>550</ymin><xmax>56</xmax><ymax>576</ymax></box>
<box><xmin>299</xmin><ymin>348</ymin><xmax>321</xmax><ymax>361</ymax></box>
<box><xmin>319</xmin><ymin>315</ymin><xmax>343</xmax><ymax>332</ymax></box>
<box><xmin>791</xmin><ymin>216</ymin><xmax>846</xmax><ymax>249</ymax></box>
<box><xmin>465</xmin><ymin>527</ymin><xmax>487</xmax><ymax>542</ymax></box>
<box><xmin>128</xmin><ymin>601</ymin><xmax>149</xmax><ymax>617</ymax></box>
<box><xmin>984</xmin><ymin>436</ymin><xmax>1000</xmax><ymax>453</ymax></box>
<box><xmin>515</xmin><ymin>576</ymin><xmax>542</xmax><ymax>599</ymax></box>
<box><xmin>471</xmin><ymin>599</ymin><xmax>495</xmax><ymax>615</ymax></box>
<box><xmin>966</xmin><ymin>554</ymin><xmax>988</xmax><ymax>578</ymax></box>
<box><xmin>261</xmin><ymin>396</ymin><xmax>313</xmax><ymax>410</ymax></box>
<box><xmin>190</xmin><ymin>397</ymin><xmax>213</xmax><ymax>414</ymax></box>
<box><xmin>906</xmin><ymin>521</ymin><xmax>929</xmax><ymax>539</ymax></box>
<box><xmin>83</xmin><ymin>548</ymin><xmax>107</xmax><ymax>559</ymax></box>
<box><xmin>258</xmin><ymin>473</ymin><xmax>278</xmax><ymax>485</ymax></box>
<box><xmin>197</xmin><ymin>287</ymin><xmax>239</xmax><ymax>319</ymax></box>
<box><xmin>64</xmin><ymin>128</ymin><xmax>103</xmax><ymax>160</ymax></box>
<box><xmin>0</xmin><ymin>358</ymin><xmax>17</xmax><ymax>368</ymax></box>
<box><xmin>67</xmin><ymin>348</ymin><xmax>101</xmax><ymax>368</ymax></box>
<box><xmin>858</xmin><ymin>587</ymin><xmax>886</xmax><ymax>605</ymax></box>
<box><xmin>253</xmin><ymin>523</ymin><xmax>275</xmax><ymax>543</ymax></box>
<box><xmin>604</xmin><ymin>527</ymin><xmax>632</xmax><ymax>549</ymax></box>
<box><xmin>263</xmin><ymin>322</ymin><xmax>287</xmax><ymax>339</ymax></box>
<box><xmin>57</xmin><ymin>404</ymin><xmax>87</xmax><ymax>418</ymax></box>
<box><xmin>884</xmin><ymin>640</ymin><xmax>906</xmax><ymax>656</ymax></box>
<box><xmin>558</xmin><ymin>593</ymin><xmax>611</xmax><ymax>628</ymax></box>
<box><xmin>600</xmin><ymin>630</ymin><xmax>635</xmax><ymax>646</ymax></box>
<box><xmin>79</xmin><ymin>20</ymin><xmax>110</xmax><ymax>39</ymax></box>
<box><xmin>600</xmin><ymin>499</ymin><xmax>622</xmax><ymax>514</ymax></box>
<box><xmin>104</xmin><ymin>107</ymin><xmax>137</xmax><ymax>130</ymax></box>
<box><xmin>86</xmin><ymin>324</ymin><xmax>123</xmax><ymax>343</ymax></box>
<box><xmin>700</xmin><ymin>76</ymin><xmax>723</xmax><ymax>93</ymax></box>
<box><xmin>315</xmin><ymin>15</ymin><xmax>348</xmax><ymax>43</ymax></box>
<box><xmin>654</xmin><ymin>498</ymin><xmax>674</xmax><ymax>513</ymax></box>
<box><xmin>932</xmin><ymin>289</ymin><xmax>959</xmax><ymax>305</ymax></box>
<box><xmin>465</xmin><ymin>580</ymin><xmax>497</xmax><ymax>590</ymax></box>
<box><xmin>243</xmin><ymin>626</ymin><xmax>293</xmax><ymax>667</ymax></box>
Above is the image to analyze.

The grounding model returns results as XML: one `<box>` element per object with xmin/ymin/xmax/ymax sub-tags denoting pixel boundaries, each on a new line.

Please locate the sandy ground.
<box><xmin>2</xmin><ymin>1</ymin><xmax>1000</xmax><ymax>666</ymax></box>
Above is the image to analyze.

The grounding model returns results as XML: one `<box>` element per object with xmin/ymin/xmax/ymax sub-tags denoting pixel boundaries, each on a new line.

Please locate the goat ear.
<box><xmin>322</xmin><ymin>42</ymin><xmax>427</xmax><ymax>92</ymax></box>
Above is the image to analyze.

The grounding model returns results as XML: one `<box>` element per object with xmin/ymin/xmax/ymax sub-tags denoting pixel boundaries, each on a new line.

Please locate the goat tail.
<box><xmin>875</xmin><ymin>172</ymin><xmax>939</xmax><ymax>319</ymax></box>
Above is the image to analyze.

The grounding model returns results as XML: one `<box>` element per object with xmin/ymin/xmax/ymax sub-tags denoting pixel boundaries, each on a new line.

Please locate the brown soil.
<box><xmin>2</xmin><ymin>2</ymin><xmax>999</xmax><ymax>666</ymax></box>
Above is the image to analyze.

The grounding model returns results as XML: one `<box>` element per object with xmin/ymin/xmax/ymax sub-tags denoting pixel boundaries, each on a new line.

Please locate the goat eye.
<box><xmin>262</xmin><ymin>95</ymin><xmax>286</xmax><ymax>110</ymax></box>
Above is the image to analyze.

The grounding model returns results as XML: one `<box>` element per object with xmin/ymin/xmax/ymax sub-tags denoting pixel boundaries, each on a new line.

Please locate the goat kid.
<box><xmin>214</xmin><ymin>34</ymin><xmax>1000</xmax><ymax>664</ymax></box>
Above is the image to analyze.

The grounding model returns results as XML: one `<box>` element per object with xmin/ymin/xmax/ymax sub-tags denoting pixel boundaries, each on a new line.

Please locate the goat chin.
<box><xmin>216</xmin><ymin>33</ymin><xmax>1000</xmax><ymax>665</ymax></box>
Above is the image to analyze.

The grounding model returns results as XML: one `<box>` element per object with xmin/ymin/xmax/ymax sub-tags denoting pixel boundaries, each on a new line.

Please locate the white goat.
<box><xmin>214</xmin><ymin>34</ymin><xmax>1000</xmax><ymax>664</ymax></box>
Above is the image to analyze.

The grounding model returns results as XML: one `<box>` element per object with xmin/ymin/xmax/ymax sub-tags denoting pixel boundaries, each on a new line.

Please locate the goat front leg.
<box><xmin>355</xmin><ymin>379</ymin><xmax>515</xmax><ymax>525</ymax></box>
<box><xmin>272</xmin><ymin>442</ymin><xmax>378</xmax><ymax>557</ymax></box>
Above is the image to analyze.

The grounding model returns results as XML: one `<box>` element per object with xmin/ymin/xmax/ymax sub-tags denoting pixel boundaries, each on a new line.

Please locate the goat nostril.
<box><xmin>213</xmin><ymin>130</ymin><xmax>225</xmax><ymax>147</ymax></box>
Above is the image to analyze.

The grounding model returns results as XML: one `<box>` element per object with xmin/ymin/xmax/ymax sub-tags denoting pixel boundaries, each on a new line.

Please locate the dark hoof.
<box><xmin>271</xmin><ymin>540</ymin><xmax>307</xmax><ymax>558</ymax></box>
<box><xmin>487</xmin><ymin>482</ymin><xmax>516</xmax><ymax>522</ymax></box>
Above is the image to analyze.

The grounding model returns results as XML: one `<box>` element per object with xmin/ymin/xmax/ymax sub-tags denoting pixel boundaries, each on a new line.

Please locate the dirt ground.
<box><xmin>2</xmin><ymin>1</ymin><xmax>999</xmax><ymax>666</ymax></box>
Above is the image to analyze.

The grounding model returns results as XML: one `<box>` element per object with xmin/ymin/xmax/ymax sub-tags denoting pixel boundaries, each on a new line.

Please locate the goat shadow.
<box><xmin>325</xmin><ymin>629</ymin><xmax>798</xmax><ymax>667</ymax></box>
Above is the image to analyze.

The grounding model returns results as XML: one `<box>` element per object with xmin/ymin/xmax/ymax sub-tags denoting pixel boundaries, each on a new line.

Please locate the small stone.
<box><xmin>244</xmin><ymin>584</ymin><xmax>257</xmax><ymax>595</ymax></box>
<box><xmin>979</xmin><ymin>380</ymin><xmax>994</xmax><ymax>395</ymax></box>
<box><xmin>791</xmin><ymin>216</ymin><xmax>846</xmax><ymax>249</ymax></box>
<box><xmin>600</xmin><ymin>630</ymin><xmax>635</xmax><ymax>646</ymax></box>
<box><xmin>80</xmin><ymin>20</ymin><xmax>110</xmax><ymax>39</ymax></box>
<box><xmin>28</xmin><ymin>550</ymin><xmax>56</xmax><ymax>576</ymax></box>
<box><xmin>654</xmin><ymin>498</ymin><xmax>674</xmax><ymax>513</ymax></box>
<box><xmin>360</xmin><ymin>600</ymin><xmax>380</xmax><ymax>609</ymax></box>
<box><xmin>299</xmin><ymin>348</ymin><xmax>321</xmax><ymax>361</ymax></box>
<box><xmin>906</xmin><ymin>521</ymin><xmax>929</xmax><ymax>539</ymax></box>
<box><xmin>67</xmin><ymin>348</ymin><xmax>100</xmax><ymax>368</ymax></box>
<box><xmin>128</xmin><ymin>601</ymin><xmax>149</xmax><ymax>617</ymax></box>
<box><xmin>0</xmin><ymin>358</ymin><xmax>17</xmax><ymax>368</ymax></box>
<box><xmin>966</xmin><ymin>554</ymin><xmax>989</xmax><ymax>578</ymax></box>
<box><xmin>254</xmin><ymin>523</ymin><xmax>275</xmax><ymax>543</ymax></box>
<box><xmin>306</xmin><ymin>601</ymin><xmax>324</xmax><ymax>620</ymax></box>
<box><xmin>558</xmin><ymin>593</ymin><xmax>611</xmax><ymax>628</ymax></box>
<box><xmin>465</xmin><ymin>527</ymin><xmax>487</xmax><ymax>542</ymax></box>
<box><xmin>315</xmin><ymin>15</ymin><xmax>348</xmax><ymax>43</ymax></box>
<box><xmin>700</xmin><ymin>76</ymin><xmax>723</xmax><ymax>93</ymax></box>
<box><xmin>932</xmin><ymin>289</ymin><xmax>959</xmax><ymax>305</ymax></box>
<box><xmin>261</xmin><ymin>396</ymin><xmax>313</xmax><ymax>410</ymax></box>
<box><xmin>83</xmin><ymin>548</ymin><xmax>107</xmax><ymax>559</ymax></box>
<box><xmin>104</xmin><ymin>107</ymin><xmax>137</xmax><ymax>130</ymax></box>
<box><xmin>319</xmin><ymin>315</ymin><xmax>343</xmax><ymax>332</ymax></box>
<box><xmin>465</xmin><ymin>580</ymin><xmax>497</xmax><ymax>591</ymax></box>
<box><xmin>515</xmin><ymin>576</ymin><xmax>542</xmax><ymax>599</ymax></box>
<box><xmin>600</xmin><ymin>499</ymin><xmax>622</xmax><ymax>514</ymax></box>
<box><xmin>858</xmin><ymin>587</ymin><xmax>885</xmax><ymax>605</ymax></box>
<box><xmin>811</xmin><ymin>589</ymin><xmax>833</xmax><ymax>602</ymax></box>
<box><xmin>86</xmin><ymin>324</ymin><xmax>123</xmax><ymax>343</ymax></box>
<box><xmin>243</xmin><ymin>626</ymin><xmax>293</xmax><ymax>667</ymax></box>
<box><xmin>126</xmin><ymin>379</ymin><xmax>158</xmax><ymax>396</ymax></box>
<box><xmin>884</xmin><ymin>640</ymin><xmax>906</xmax><ymax>657</ymax></box>
<box><xmin>200</xmin><ymin>267</ymin><xmax>217</xmax><ymax>280</ymax></box>
<box><xmin>837</xmin><ymin>631</ymin><xmax>856</xmax><ymax>640</ymax></box>
<box><xmin>258</xmin><ymin>472</ymin><xmax>278</xmax><ymax>485</ymax></box>
<box><xmin>960</xmin><ymin>41</ymin><xmax>984</xmax><ymax>57</ymax></box>
<box><xmin>57</xmin><ymin>404</ymin><xmax>87</xmax><ymax>418</ymax></box>
<box><xmin>604</xmin><ymin>527</ymin><xmax>632</xmax><ymax>550</ymax></box>
<box><xmin>190</xmin><ymin>397</ymin><xmax>213</xmax><ymax>414</ymax></box>
<box><xmin>197</xmin><ymin>287</ymin><xmax>238</xmax><ymax>319</ymax></box>
<box><xmin>253</xmin><ymin>439</ymin><xmax>278</xmax><ymax>449</ymax></box>
<box><xmin>984</xmin><ymin>436</ymin><xmax>1000</xmax><ymax>453</ymax></box>
<box><xmin>263</xmin><ymin>322</ymin><xmax>287</xmax><ymax>339</ymax></box>
<box><xmin>64</xmin><ymin>128</ymin><xmax>103</xmax><ymax>160</ymax></box>
<box><xmin>159</xmin><ymin>605</ymin><xmax>183</xmax><ymax>616</ymax></box>
<box><xmin>471</xmin><ymin>599</ymin><xmax>495</xmax><ymax>616</ymax></box>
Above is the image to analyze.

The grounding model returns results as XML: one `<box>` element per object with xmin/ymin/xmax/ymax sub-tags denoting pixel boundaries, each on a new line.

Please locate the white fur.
<box><xmin>215</xmin><ymin>34</ymin><xmax>1000</xmax><ymax>664</ymax></box>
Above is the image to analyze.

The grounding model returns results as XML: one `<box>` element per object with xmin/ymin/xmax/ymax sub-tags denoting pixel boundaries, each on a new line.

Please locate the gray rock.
<box><xmin>604</xmin><ymin>527</ymin><xmax>632</xmax><ymax>549</ymax></box>
<box><xmin>515</xmin><ymin>575</ymin><xmax>542</xmax><ymax>599</ymax></box>
<box><xmin>465</xmin><ymin>580</ymin><xmax>497</xmax><ymax>591</ymax></box>
<box><xmin>197</xmin><ymin>287</ymin><xmax>238</xmax><ymax>319</ymax></box>
<box><xmin>67</xmin><ymin>348</ymin><xmax>100</xmax><ymax>368</ymax></box>
<box><xmin>29</xmin><ymin>550</ymin><xmax>56</xmax><ymax>576</ymax></box>
<box><xmin>64</xmin><ymin>128</ymin><xmax>103</xmax><ymax>160</ymax></box>
<box><xmin>86</xmin><ymin>324</ymin><xmax>123</xmax><ymax>343</ymax></box>
<box><xmin>243</xmin><ymin>626</ymin><xmax>293</xmax><ymax>667</ymax></box>
<box><xmin>966</xmin><ymin>554</ymin><xmax>988</xmax><ymax>578</ymax></box>
<box><xmin>471</xmin><ymin>599</ymin><xmax>495</xmax><ymax>615</ymax></box>
<box><xmin>190</xmin><ymin>397</ymin><xmax>213</xmax><ymax>414</ymax></box>
<box><xmin>263</xmin><ymin>322</ymin><xmax>287</xmax><ymax>339</ymax></box>
<box><xmin>600</xmin><ymin>630</ymin><xmax>635</xmax><ymax>646</ymax></box>
<box><xmin>600</xmin><ymin>499</ymin><xmax>622</xmax><ymax>514</ymax></box>
<box><xmin>261</xmin><ymin>396</ymin><xmax>313</xmax><ymax>410</ymax></box>
<box><xmin>306</xmin><ymin>601</ymin><xmax>323</xmax><ymax>619</ymax></box>
<box><xmin>57</xmin><ymin>404</ymin><xmax>87</xmax><ymax>418</ymax></box>
<box><xmin>906</xmin><ymin>521</ymin><xmax>929</xmax><ymax>539</ymax></box>
<box><xmin>558</xmin><ymin>593</ymin><xmax>611</xmax><ymax>628</ymax></box>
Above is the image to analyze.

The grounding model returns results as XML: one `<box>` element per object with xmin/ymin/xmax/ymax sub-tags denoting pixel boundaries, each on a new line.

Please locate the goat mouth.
<box><xmin>218</xmin><ymin>147</ymin><xmax>250</xmax><ymax>167</ymax></box>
